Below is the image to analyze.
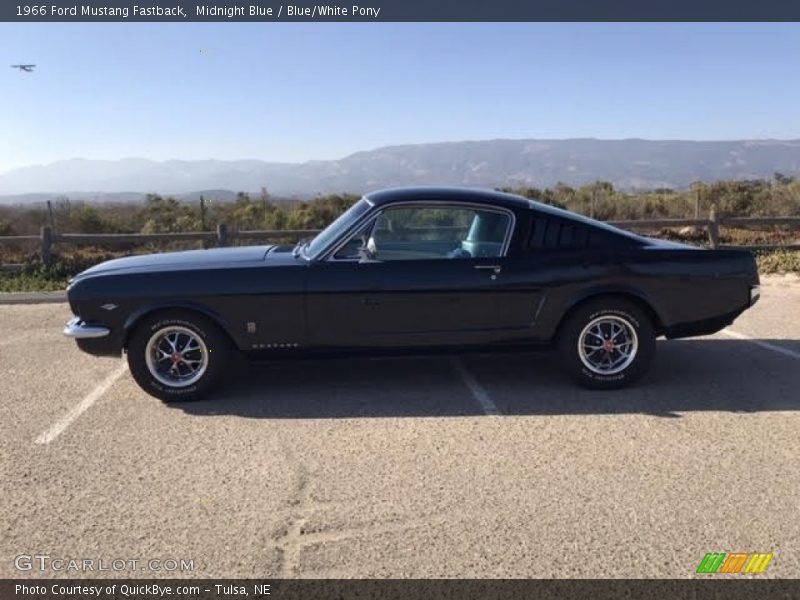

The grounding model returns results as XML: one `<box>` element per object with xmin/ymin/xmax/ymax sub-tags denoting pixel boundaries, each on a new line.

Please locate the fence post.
<box><xmin>694</xmin><ymin>187</ymin><xmax>701</xmax><ymax>219</ymax></box>
<box><xmin>216</xmin><ymin>223</ymin><xmax>228</xmax><ymax>247</ymax></box>
<box><xmin>40</xmin><ymin>226</ymin><xmax>53</xmax><ymax>266</ymax></box>
<box><xmin>708</xmin><ymin>206</ymin><xmax>720</xmax><ymax>249</ymax></box>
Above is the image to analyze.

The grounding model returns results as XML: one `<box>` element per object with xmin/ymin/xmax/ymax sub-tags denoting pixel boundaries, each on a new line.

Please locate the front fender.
<box><xmin>122</xmin><ymin>301</ymin><xmax>236</xmax><ymax>349</ymax></box>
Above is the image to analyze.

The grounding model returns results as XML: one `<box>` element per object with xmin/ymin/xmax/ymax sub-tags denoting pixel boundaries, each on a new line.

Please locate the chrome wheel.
<box><xmin>577</xmin><ymin>315</ymin><xmax>638</xmax><ymax>376</ymax></box>
<box><xmin>144</xmin><ymin>326</ymin><xmax>208</xmax><ymax>388</ymax></box>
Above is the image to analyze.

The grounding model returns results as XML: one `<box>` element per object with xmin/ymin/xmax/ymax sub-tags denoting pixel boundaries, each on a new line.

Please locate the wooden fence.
<box><xmin>1</xmin><ymin>210</ymin><xmax>799</xmax><ymax>269</ymax></box>
<box><xmin>607</xmin><ymin>212</ymin><xmax>800</xmax><ymax>251</ymax></box>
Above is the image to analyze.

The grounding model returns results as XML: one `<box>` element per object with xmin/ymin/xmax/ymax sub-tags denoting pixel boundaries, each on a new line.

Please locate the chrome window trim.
<box><xmin>318</xmin><ymin>200</ymin><xmax>516</xmax><ymax>263</ymax></box>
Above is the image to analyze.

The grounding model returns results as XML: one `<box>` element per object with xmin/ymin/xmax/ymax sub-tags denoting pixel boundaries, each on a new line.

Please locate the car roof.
<box><xmin>363</xmin><ymin>186</ymin><xmax>535</xmax><ymax>211</ymax></box>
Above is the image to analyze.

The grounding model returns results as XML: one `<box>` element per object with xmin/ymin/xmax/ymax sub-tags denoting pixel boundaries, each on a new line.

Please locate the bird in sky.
<box><xmin>11</xmin><ymin>64</ymin><xmax>36</xmax><ymax>72</ymax></box>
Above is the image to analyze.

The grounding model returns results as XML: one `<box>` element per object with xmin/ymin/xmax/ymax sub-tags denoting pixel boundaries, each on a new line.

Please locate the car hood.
<box><xmin>73</xmin><ymin>245</ymin><xmax>285</xmax><ymax>280</ymax></box>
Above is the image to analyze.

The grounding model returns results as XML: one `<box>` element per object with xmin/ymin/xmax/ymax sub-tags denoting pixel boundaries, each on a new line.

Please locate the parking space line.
<box><xmin>34</xmin><ymin>361</ymin><xmax>128</xmax><ymax>445</ymax></box>
<box><xmin>722</xmin><ymin>328</ymin><xmax>800</xmax><ymax>360</ymax></box>
<box><xmin>450</xmin><ymin>357</ymin><xmax>500</xmax><ymax>416</ymax></box>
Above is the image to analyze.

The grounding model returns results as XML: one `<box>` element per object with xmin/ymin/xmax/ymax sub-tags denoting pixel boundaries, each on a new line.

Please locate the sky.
<box><xmin>1</xmin><ymin>22</ymin><xmax>800</xmax><ymax>172</ymax></box>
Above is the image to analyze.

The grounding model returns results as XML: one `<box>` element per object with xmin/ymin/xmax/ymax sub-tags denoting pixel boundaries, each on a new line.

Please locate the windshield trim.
<box><xmin>305</xmin><ymin>197</ymin><xmax>373</xmax><ymax>261</ymax></box>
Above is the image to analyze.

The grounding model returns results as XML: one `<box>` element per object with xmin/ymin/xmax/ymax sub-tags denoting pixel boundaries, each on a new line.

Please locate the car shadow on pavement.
<box><xmin>170</xmin><ymin>338</ymin><xmax>800</xmax><ymax>419</ymax></box>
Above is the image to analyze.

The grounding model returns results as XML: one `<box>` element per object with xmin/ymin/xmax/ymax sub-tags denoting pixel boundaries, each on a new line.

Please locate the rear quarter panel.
<box><xmin>527</xmin><ymin>247</ymin><xmax>757</xmax><ymax>341</ymax></box>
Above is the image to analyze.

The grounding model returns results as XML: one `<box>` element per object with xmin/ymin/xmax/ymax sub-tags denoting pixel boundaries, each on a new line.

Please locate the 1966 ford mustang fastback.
<box><xmin>64</xmin><ymin>187</ymin><xmax>760</xmax><ymax>401</ymax></box>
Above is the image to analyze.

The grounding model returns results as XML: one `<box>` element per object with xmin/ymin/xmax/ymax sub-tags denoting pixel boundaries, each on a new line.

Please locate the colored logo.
<box><xmin>696</xmin><ymin>552</ymin><xmax>773</xmax><ymax>574</ymax></box>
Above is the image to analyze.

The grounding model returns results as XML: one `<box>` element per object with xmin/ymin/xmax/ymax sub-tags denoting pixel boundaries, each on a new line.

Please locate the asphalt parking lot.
<box><xmin>1</xmin><ymin>275</ymin><xmax>799</xmax><ymax>579</ymax></box>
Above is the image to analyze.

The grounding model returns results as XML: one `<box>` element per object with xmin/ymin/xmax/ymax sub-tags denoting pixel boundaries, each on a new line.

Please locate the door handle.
<box><xmin>474</xmin><ymin>265</ymin><xmax>502</xmax><ymax>274</ymax></box>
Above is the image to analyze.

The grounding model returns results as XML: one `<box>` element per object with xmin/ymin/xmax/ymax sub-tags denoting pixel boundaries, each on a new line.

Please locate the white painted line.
<box><xmin>722</xmin><ymin>329</ymin><xmax>800</xmax><ymax>360</ymax></box>
<box><xmin>35</xmin><ymin>361</ymin><xmax>128</xmax><ymax>445</ymax></box>
<box><xmin>450</xmin><ymin>357</ymin><xmax>500</xmax><ymax>416</ymax></box>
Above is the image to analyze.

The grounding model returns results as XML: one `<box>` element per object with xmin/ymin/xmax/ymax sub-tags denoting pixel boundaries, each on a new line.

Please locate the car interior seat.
<box><xmin>460</xmin><ymin>211</ymin><xmax>507</xmax><ymax>258</ymax></box>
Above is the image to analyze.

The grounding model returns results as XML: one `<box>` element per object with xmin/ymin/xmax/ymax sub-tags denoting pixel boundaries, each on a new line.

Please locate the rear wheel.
<box><xmin>557</xmin><ymin>298</ymin><xmax>655</xmax><ymax>389</ymax></box>
<box><xmin>127</xmin><ymin>310</ymin><xmax>230</xmax><ymax>402</ymax></box>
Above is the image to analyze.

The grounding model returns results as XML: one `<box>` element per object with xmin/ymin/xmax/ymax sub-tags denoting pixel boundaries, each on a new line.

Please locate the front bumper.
<box><xmin>63</xmin><ymin>316</ymin><xmax>111</xmax><ymax>339</ymax></box>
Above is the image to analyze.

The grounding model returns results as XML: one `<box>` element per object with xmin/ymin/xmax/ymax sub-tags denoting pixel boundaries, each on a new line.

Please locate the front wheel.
<box><xmin>557</xmin><ymin>298</ymin><xmax>656</xmax><ymax>390</ymax></box>
<box><xmin>127</xmin><ymin>310</ymin><xmax>231</xmax><ymax>402</ymax></box>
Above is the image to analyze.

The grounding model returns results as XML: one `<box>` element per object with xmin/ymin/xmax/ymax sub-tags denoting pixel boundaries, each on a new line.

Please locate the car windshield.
<box><xmin>303</xmin><ymin>197</ymin><xmax>372</xmax><ymax>259</ymax></box>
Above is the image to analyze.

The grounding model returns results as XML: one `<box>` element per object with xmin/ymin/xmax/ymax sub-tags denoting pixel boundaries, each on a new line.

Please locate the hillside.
<box><xmin>2</xmin><ymin>138</ymin><xmax>800</xmax><ymax>200</ymax></box>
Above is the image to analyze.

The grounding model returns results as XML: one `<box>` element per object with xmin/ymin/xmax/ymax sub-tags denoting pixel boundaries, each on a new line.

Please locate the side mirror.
<box><xmin>358</xmin><ymin>247</ymin><xmax>377</xmax><ymax>263</ymax></box>
<box><xmin>358</xmin><ymin>236</ymin><xmax>378</xmax><ymax>263</ymax></box>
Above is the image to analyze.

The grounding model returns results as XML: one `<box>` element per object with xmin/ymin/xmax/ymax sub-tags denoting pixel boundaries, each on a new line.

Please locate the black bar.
<box><xmin>3</xmin><ymin>0</ymin><xmax>800</xmax><ymax>22</ymax></box>
<box><xmin>2</xmin><ymin>579</ymin><xmax>799</xmax><ymax>600</ymax></box>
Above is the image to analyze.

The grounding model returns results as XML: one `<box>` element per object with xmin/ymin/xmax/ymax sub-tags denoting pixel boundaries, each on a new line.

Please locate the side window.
<box><xmin>369</xmin><ymin>205</ymin><xmax>510</xmax><ymax>261</ymax></box>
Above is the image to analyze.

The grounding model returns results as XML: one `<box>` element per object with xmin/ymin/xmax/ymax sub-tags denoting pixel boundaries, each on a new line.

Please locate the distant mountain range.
<box><xmin>2</xmin><ymin>138</ymin><xmax>800</xmax><ymax>203</ymax></box>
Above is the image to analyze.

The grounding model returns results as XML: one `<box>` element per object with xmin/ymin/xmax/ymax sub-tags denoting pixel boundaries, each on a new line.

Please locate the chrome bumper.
<box><xmin>750</xmin><ymin>285</ymin><xmax>760</xmax><ymax>306</ymax></box>
<box><xmin>63</xmin><ymin>316</ymin><xmax>111</xmax><ymax>339</ymax></box>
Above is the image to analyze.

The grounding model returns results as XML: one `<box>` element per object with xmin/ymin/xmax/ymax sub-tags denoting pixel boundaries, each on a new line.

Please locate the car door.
<box><xmin>305</xmin><ymin>202</ymin><xmax>541</xmax><ymax>349</ymax></box>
